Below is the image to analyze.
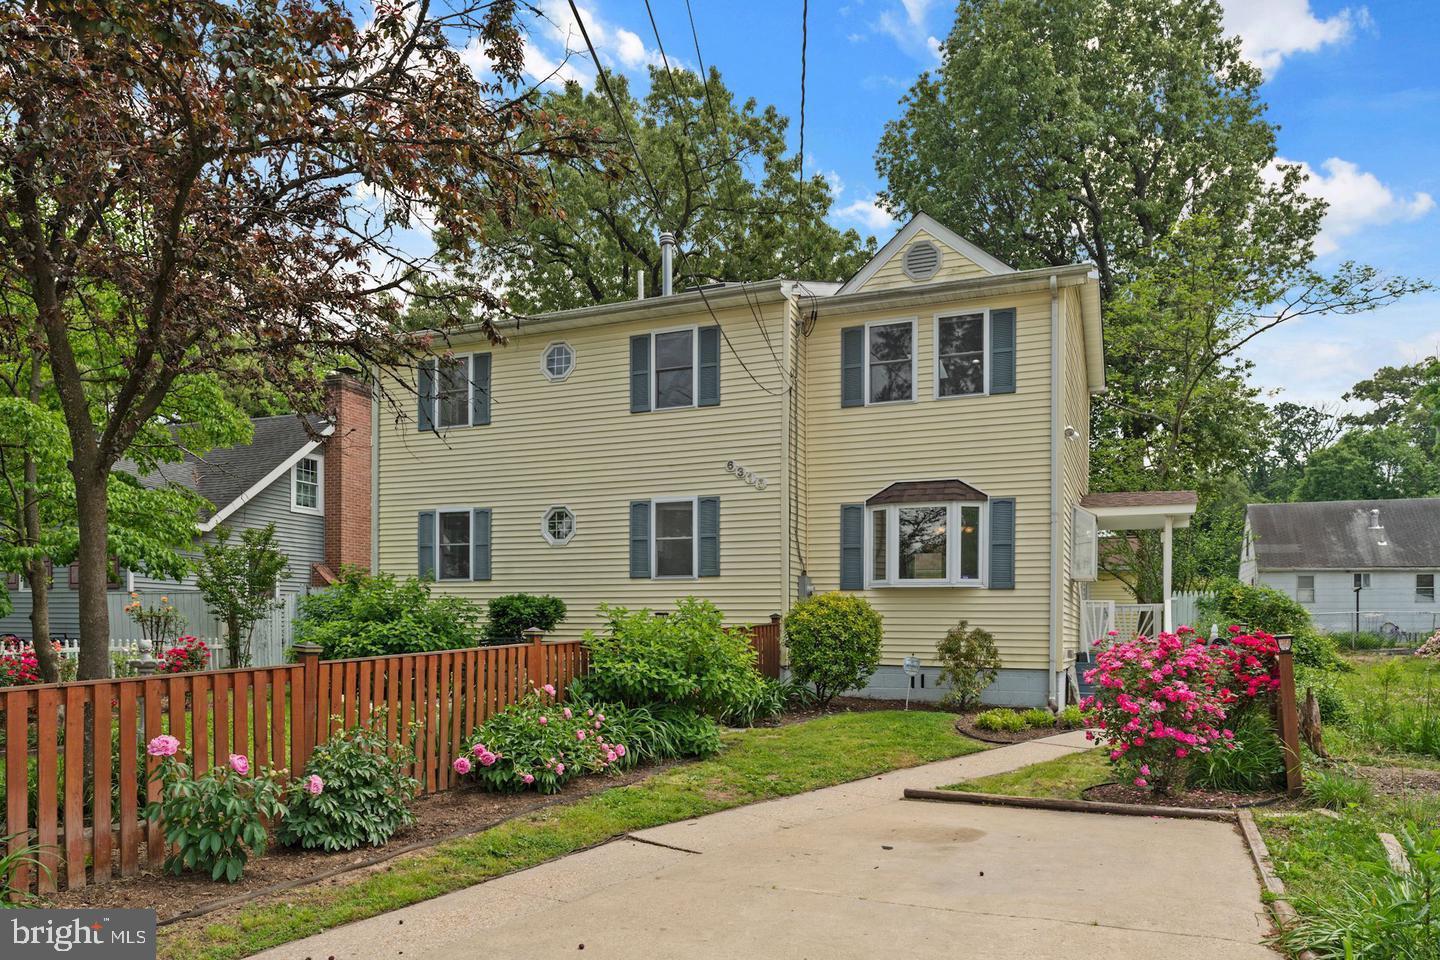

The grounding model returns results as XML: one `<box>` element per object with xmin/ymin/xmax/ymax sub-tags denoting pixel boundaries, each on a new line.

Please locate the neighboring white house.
<box><xmin>1239</xmin><ymin>498</ymin><xmax>1440</xmax><ymax>637</ymax></box>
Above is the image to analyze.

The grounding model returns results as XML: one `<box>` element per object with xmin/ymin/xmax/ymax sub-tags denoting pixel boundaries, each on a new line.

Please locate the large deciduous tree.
<box><xmin>0</xmin><ymin>0</ymin><xmax>601</xmax><ymax>678</ymax></box>
<box><xmin>482</xmin><ymin>67</ymin><xmax>873</xmax><ymax>314</ymax></box>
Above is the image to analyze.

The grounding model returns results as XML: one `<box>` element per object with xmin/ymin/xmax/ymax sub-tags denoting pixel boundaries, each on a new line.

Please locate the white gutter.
<box><xmin>1048</xmin><ymin>274</ymin><xmax>1064</xmax><ymax>709</ymax></box>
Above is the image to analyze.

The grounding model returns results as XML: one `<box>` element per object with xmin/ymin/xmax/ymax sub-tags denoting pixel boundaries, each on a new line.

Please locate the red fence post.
<box><xmin>524</xmin><ymin>628</ymin><xmax>545</xmax><ymax>690</ymax></box>
<box><xmin>1273</xmin><ymin>635</ymin><xmax>1304</xmax><ymax>797</ymax></box>
<box><xmin>294</xmin><ymin>643</ymin><xmax>322</xmax><ymax>773</ymax></box>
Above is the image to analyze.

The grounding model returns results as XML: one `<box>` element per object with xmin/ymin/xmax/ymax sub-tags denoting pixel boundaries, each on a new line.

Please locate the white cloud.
<box><xmin>1271</xmin><ymin>156</ymin><xmax>1434</xmax><ymax>255</ymax></box>
<box><xmin>874</xmin><ymin>0</ymin><xmax>942</xmax><ymax>64</ymax></box>
<box><xmin>612</xmin><ymin>27</ymin><xmax>648</xmax><ymax>69</ymax></box>
<box><xmin>1220</xmin><ymin>1</ymin><xmax>1366</xmax><ymax>73</ymax></box>
<box><xmin>833</xmin><ymin>196</ymin><xmax>899</xmax><ymax>232</ymax></box>
<box><xmin>533</xmin><ymin>0</ymin><xmax>661</xmax><ymax>79</ymax></box>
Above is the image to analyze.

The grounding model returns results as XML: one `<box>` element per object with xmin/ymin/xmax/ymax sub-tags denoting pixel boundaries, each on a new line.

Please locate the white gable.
<box><xmin>839</xmin><ymin>213</ymin><xmax>1013</xmax><ymax>295</ymax></box>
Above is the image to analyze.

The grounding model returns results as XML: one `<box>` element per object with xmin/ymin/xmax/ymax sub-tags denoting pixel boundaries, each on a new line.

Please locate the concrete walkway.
<box><xmin>252</xmin><ymin>731</ymin><xmax>1276</xmax><ymax>959</ymax></box>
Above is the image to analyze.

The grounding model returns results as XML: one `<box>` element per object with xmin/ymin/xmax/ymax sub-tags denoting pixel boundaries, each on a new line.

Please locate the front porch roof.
<box><xmin>1080</xmin><ymin>491</ymin><xmax>1198</xmax><ymax>530</ymax></box>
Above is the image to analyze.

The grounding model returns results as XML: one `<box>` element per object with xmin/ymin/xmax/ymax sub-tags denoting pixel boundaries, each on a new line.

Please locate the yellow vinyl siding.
<box><xmin>803</xmin><ymin>290</ymin><xmax>1056</xmax><ymax>669</ymax></box>
<box><xmin>374</xmin><ymin>300</ymin><xmax>791</xmax><ymax>641</ymax></box>
<box><xmin>1091</xmin><ymin>571</ymin><xmax>1138</xmax><ymax>603</ymax></box>
<box><xmin>854</xmin><ymin>229</ymin><xmax>992</xmax><ymax>292</ymax></box>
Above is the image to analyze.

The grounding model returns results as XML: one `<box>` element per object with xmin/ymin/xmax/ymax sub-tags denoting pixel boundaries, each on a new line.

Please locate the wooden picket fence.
<box><xmin>748</xmin><ymin>614</ymin><xmax>783</xmax><ymax>679</ymax></box>
<box><xmin>0</xmin><ymin>636</ymin><xmax>587</xmax><ymax>896</ymax></box>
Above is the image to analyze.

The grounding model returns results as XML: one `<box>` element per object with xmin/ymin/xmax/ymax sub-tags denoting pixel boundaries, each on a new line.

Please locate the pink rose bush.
<box><xmin>454</xmin><ymin>684</ymin><xmax>631</xmax><ymax>795</ymax></box>
<box><xmin>1081</xmin><ymin>627</ymin><xmax>1282</xmax><ymax>794</ymax></box>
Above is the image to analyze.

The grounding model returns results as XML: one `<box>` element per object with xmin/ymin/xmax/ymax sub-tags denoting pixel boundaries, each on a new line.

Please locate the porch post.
<box><xmin>1162</xmin><ymin>516</ymin><xmax>1174</xmax><ymax>633</ymax></box>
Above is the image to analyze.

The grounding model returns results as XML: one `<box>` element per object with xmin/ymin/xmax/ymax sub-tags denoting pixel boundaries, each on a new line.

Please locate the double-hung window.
<box><xmin>865</xmin><ymin>319</ymin><xmax>915</xmax><ymax>404</ymax></box>
<box><xmin>291</xmin><ymin>455</ymin><xmax>323</xmax><ymax>514</ymax></box>
<box><xmin>1354</xmin><ymin>573</ymin><xmax>1371</xmax><ymax>590</ymax></box>
<box><xmin>1296</xmin><ymin>575</ymin><xmax>1315</xmax><ymax>603</ymax></box>
<box><xmin>436</xmin><ymin>356</ymin><xmax>471</xmax><ymax>428</ymax></box>
<box><xmin>1419</xmin><ymin>574</ymin><xmax>1436</xmax><ymax>603</ymax></box>
<box><xmin>866</xmin><ymin>501</ymin><xmax>984</xmax><ymax>586</ymax></box>
<box><xmin>654</xmin><ymin>329</ymin><xmax>696</xmax><ymax>409</ymax></box>
<box><xmin>437</xmin><ymin>509</ymin><xmax>473</xmax><ymax>580</ymax></box>
<box><xmin>653</xmin><ymin>498</ymin><xmax>697</xmax><ymax>578</ymax></box>
<box><xmin>935</xmin><ymin>312</ymin><xmax>986</xmax><ymax>397</ymax></box>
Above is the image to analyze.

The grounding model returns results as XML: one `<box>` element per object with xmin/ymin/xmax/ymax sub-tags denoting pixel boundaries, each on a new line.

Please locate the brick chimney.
<box><xmin>317</xmin><ymin>373</ymin><xmax>372</xmax><ymax>584</ymax></box>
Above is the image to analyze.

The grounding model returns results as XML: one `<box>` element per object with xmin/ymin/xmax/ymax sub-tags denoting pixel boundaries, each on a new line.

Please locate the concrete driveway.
<box><xmin>254</xmin><ymin>732</ymin><xmax>1276</xmax><ymax>960</ymax></box>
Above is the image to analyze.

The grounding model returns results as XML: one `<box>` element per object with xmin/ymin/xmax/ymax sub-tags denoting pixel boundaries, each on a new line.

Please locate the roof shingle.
<box><xmin>1247</xmin><ymin>498</ymin><xmax>1440</xmax><ymax>570</ymax></box>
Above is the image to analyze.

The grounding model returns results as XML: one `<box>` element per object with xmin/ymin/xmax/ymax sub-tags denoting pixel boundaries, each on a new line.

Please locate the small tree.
<box><xmin>935</xmin><ymin>621</ymin><xmax>1002</xmax><ymax>710</ymax></box>
<box><xmin>194</xmin><ymin>525</ymin><xmax>289</xmax><ymax>668</ymax></box>
<box><xmin>783</xmin><ymin>593</ymin><xmax>883</xmax><ymax>706</ymax></box>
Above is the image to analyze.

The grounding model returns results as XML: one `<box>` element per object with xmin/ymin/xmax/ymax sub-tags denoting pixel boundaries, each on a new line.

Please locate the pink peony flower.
<box><xmin>586</xmin><ymin>709</ymin><xmax>594</xmax><ymax>717</ymax></box>
<box><xmin>538</xmin><ymin>716</ymin><xmax>548</xmax><ymax>726</ymax></box>
<box><xmin>542</xmin><ymin>683</ymin><xmax>556</xmax><ymax>697</ymax></box>
<box><xmin>597</xmin><ymin>713</ymin><xmax>605</xmax><ymax>723</ymax></box>
<box><xmin>521</xmin><ymin>772</ymin><xmax>535</xmax><ymax>785</ymax></box>
<box><xmin>229</xmin><ymin>753</ymin><xmax>250</xmax><ymax>775</ymax></box>
<box><xmin>576</xmin><ymin>729</ymin><xmax>586</xmax><ymax>741</ymax></box>
<box><xmin>306</xmin><ymin>774</ymin><xmax>324</xmax><ymax>796</ymax></box>
<box><xmin>594</xmin><ymin>720</ymin><xmax>602</xmax><ymax>730</ymax></box>
<box><xmin>614</xmin><ymin>744</ymin><xmax>626</xmax><ymax>758</ymax></box>
<box><xmin>563</xmin><ymin>707</ymin><xmax>573</xmax><ymax>719</ymax></box>
<box><xmin>478</xmin><ymin>750</ymin><xmax>497</xmax><ymax>767</ymax></box>
<box><xmin>606</xmin><ymin>750</ymin><xmax>617</xmax><ymax>763</ymax></box>
<box><xmin>147</xmin><ymin>734</ymin><xmax>180</xmax><ymax>757</ymax></box>
<box><xmin>472</xmin><ymin>742</ymin><xmax>489</xmax><ymax>757</ymax></box>
<box><xmin>453</xmin><ymin>756</ymin><xmax>472</xmax><ymax>775</ymax></box>
<box><xmin>555</xmin><ymin>763</ymin><xmax>565</xmax><ymax>776</ymax></box>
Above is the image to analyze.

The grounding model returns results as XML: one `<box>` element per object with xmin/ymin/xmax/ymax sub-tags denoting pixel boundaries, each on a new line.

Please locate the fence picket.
<box><xmin>118</xmin><ymin>683</ymin><xmax>140</xmax><ymax>877</ymax></box>
<box><xmin>93</xmin><ymin>682</ymin><xmax>114</xmax><ymax>883</ymax></box>
<box><xmin>6</xmin><ymin>689</ymin><xmax>32</xmax><ymax>892</ymax></box>
<box><xmin>36</xmin><ymin>688</ymin><xmax>60</xmax><ymax>893</ymax></box>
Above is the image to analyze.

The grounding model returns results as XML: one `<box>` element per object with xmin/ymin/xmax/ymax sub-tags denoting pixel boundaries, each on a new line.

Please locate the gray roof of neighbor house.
<box><xmin>123</xmin><ymin>414</ymin><xmax>326</xmax><ymax>518</ymax></box>
<box><xmin>1247</xmin><ymin>498</ymin><xmax>1440</xmax><ymax>570</ymax></box>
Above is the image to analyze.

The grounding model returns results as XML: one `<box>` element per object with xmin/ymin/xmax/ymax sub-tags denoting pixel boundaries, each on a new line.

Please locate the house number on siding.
<box><xmin>724</xmin><ymin>460</ymin><xmax>768</xmax><ymax>491</ymax></box>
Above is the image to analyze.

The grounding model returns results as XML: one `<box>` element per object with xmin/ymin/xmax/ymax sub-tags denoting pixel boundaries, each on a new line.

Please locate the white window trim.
<box><xmin>651</xmin><ymin>324</ymin><xmax>700</xmax><ymax>412</ymax></box>
<box><xmin>541</xmin><ymin>341</ymin><xmax>576</xmax><ymax>382</ymax></box>
<box><xmin>932</xmin><ymin>310</ymin><xmax>990</xmax><ymax>399</ymax></box>
<box><xmin>290</xmin><ymin>454</ymin><xmax>324</xmax><ymax>515</ymax></box>
<box><xmin>650</xmin><ymin>495</ymin><xmax>699</xmax><ymax>580</ymax></box>
<box><xmin>434</xmin><ymin>353</ymin><xmax>478</xmax><ymax>430</ymax></box>
<box><xmin>1354</xmin><ymin>572</ymin><xmax>1372</xmax><ymax>590</ymax></box>
<box><xmin>862</xmin><ymin>317</ymin><xmax>918</xmax><ymax>406</ymax></box>
<box><xmin>1418</xmin><ymin>573</ymin><xmax>1436</xmax><ymax>603</ymax></box>
<box><xmin>864</xmin><ymin>500</ymin><xmax>987</xmax><ymax>588</ymax></box>
<box><xmin>541</xmin><ymin>505</ymin><xmax>576</xmax><ymax>546</ymax></box>
<box><xmin>434</xmin><ymin>507</ymin><xmax>474</xmax><ymax>581</ymax></box>
<box><xmin>1296</xmin><ymin>575</ymin><xmax>1315</xmax><ymax>604</ymax></box>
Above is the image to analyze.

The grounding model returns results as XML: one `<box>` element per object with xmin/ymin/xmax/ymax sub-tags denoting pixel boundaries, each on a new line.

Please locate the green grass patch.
<box><xmin>1332</xmin><ymin>654</ymin><xmax>1440</xmax><ymax>759</ymax></box>
<box><xmin>941</xmin><ymin>748</ymin><xmax>1110</xmax><ymax>800</ymax></box>
<box><xmin>159</xmin><ymin>710</ymin><xmax>984</xmax><ymax>960</ymax></box>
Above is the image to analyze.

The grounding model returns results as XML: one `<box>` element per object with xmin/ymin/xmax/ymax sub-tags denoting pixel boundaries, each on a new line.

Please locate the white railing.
<box><xmin>1084</xmin><ymin>600</ymin><xmax>1163</xmax><ymax>647</ymax></box>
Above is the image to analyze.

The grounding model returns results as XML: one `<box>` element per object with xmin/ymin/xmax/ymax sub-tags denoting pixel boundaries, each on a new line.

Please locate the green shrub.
<box><xmin>611</xmin><ymin>703</ymin><xmax>722</xmax><ymax>762</ymax></box>
<box><xmin>935</xmin><ymin>621</ymin><xmax>1002</xmax><ymax>710</ymax></box>
<box><xmin>1199</xmin><ymin>577</ymin><xmax>1311</xmax><ymax>636</ymax></box>
<box><xmin>1303</xmin><ymin>767</ymin><xmax>1373</xmax><ymax>810</ymax></box>
<box><xmin>580</xmin><ymin>598</ymin><xmax>766</xmax><ymax>719</ymax></box>
<box><xmin>783</xmin><ymin>592</ymin><xmax>883</xmax><ymax>706</ymax></box>
<box><xmin>1019</xmin><ymin>707</ymin><xmax>1055</xmax><ymax>729</ymax></box>
<box><xmin>293</xmin><ymin>569</ymin><xmax>481</xmax><ymax>659</ymax></box>
<box><xmin>481</xmin><ymin>593</ymin><xmax>567</xmax><ymax>646</ymax></box>
<box><xmin>1056</xmin><ymin>705</ymin><xmax>1085</xmax><ymax>729</ymax></box>
<box><xmin>974</xmin><ymin>708</ymin><xmax>1027</xmax><ymax>732</ymax></box>
<box><xmin>718</xmin><ymin>677</ymin><xmax>787</xmax><ymax>727</ymax></box>
<box><xmin>143</xmin><ymin>739</ymin><xmax>286</xmax><ymax>882</ymax></box>
<box><xmin>1295</xmin><ymin>665</ymin><xmax>1350</xmax><ymax>725</ymax></box>
<box><xmin>1281</xmin><ymin>827</ymin><xmax>1440</xmax><ymax>959</ymax></box>
<box><xmin>1326</xmin><ymin>630</ymin><xmax>1391</xmax><ymax>651</ymax></box>
<box><xmin>1187</xmin><ymin>710</ymin><xmax>1284</xmax><ymax>792</ymax></box>
<box><xmin>279</xmin><ymin>715</ymin><xmax>419</xmax><ymax>852</ymax></box>
<box><xmin>456</xmin><ymin>689</ymin><xmax>622</xmax><ymax>794</ymax></box>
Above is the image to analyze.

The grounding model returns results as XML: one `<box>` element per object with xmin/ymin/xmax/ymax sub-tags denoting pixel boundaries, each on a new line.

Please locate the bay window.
<box><xmin>866</xmin><ymin>501</ymin><xmax>984</xmax><ymax>586</ymax></box>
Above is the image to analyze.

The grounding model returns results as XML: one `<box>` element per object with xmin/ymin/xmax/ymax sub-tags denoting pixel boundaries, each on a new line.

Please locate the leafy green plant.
<box><xmin>143</xmin><ymin>738</ymin><xmax>286</xmax><ymax>882</ymax></box>
<box><xmin>481</xmin><ymin>593</ymin><xmax>567</xmax><ymax>646</ymax></box>
<box><xmin>974</xmin><ymin>708</ymin><xmax>1027</xmax><ymax>733</ymax></box>
<box><xmin>279</xmin><ymin>716</ymin><xmax>419</xmax><ymax>852</ymax></box>
<box><xmin>935</xmin><ymin>620</ymin><xmax>1001</xmax><ymax>710</ymax></box>
<box><xmin>1280</xmin><ymin>827</ymin><xmax>1439</xmax><ymax>959</ymax></box>
<box><xmin>1344</xmin><ymin>659</ymin><xmax>1440</xmax><ymax>758</ymax></box>
<box><xmin>1198</xmin><ymin>578</ymin><xmax>1343</xmax><ymax>672</ymax></box>
<box><xmin>1296</xmin><ymin>665</ymin><xmax>1350</xmax><ymax>725</ymax></box>
<box><xmin>1019</xmin><ymin>707</ymin><xmax>1055</xmax><ymax>729</ymax></box>
<box><xmin>294</xmin><ymin>569</ymin><xmax>482</xmax><ymax>659</ymax></box>
<box><xmin>193</xmin><ymin>523</ymin><xmax>289</xmax><ymax>667</ymax></box>
<box><xmin>1303</xmin><ymin>768</ymin><xmax>1373</xmax><ymax>811</ymax></box>
<box><xmin>783</xmin><ymin>592</ymin><xmax>882</xmax><ymax>706</ymax></box>
<box><xmin>718</xmin><ymin>677</ymin><xmax>786</xmax><ymax>727</ymax></box>
<box><xmin>456</xmin><ymin>687</ymin><xmax>628</xmax><ymax>794</ymax></box>
<box><xmin>580</xmin><ymin>598</ymin><xmax>766</xmax><ymax>718</ymax></box>
<box><xmin>0</xmin><ymin>833</ymin><xmax>50</xmax><ymax>907</ymax></box>
<box><xmin>1056</xmin><ymin>705</ymin><xmax>1085</xmax><ymax>729</ymax></box>
<box><xmin>1188</xmin><ymin>710</ymin><xmax>1284</xmax><ymax>792</ymax></box>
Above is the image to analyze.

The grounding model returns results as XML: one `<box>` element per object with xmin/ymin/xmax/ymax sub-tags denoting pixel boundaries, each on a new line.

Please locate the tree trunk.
<box><xmin>71</xmin><ymin>459</ymin><xmax>113</xmax><ymax>680</ymax></box>
<box><xmin>227</xmin><ymin>612</ymin><xmax>242</xmax><ymax>668</ymax></box>
<box><xmin>23</xmin><ymin>360</ymin><xmax>60</xmax><ymax>684</ymax></box>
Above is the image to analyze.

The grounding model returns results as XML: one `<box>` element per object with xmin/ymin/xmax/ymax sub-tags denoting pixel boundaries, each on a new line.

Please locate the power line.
<box><xmin>798</xmin><ymin>0</ymin><xmax>808</xmax><ymax>191</ymax></box>
<box><xmin>566</xmin><ymin>0</ymin><xmax>782</xmax><ymax>397</ymax></box>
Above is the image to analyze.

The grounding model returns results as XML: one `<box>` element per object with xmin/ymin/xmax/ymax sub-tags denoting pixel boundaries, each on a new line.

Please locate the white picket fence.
<box><xmin>103</xmin><ymin>589</ymin><xmax>297</xmax><ymax>667</ymax></box>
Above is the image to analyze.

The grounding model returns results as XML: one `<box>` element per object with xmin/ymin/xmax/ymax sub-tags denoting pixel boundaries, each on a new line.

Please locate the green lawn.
<box><xmin>159</xmin><ymin>710</ymin><xmax>986</xmax><ymax>960</ymax></box>
<box><xmin>1327</xmin><ymin>654</ymin><xmax>1440</xmax><ymax>761</ymax></box>
<box><xmin>941</xmin><ymin>747</ymin><xmax>1110</xmax><ymax>799</ymax></box>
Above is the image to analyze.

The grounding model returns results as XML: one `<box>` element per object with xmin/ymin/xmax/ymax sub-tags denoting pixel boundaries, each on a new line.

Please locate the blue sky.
<box><xmin>498</xmin><ymin>1</ymin><xmax>1439</xmax><ymax>409</ymax></box>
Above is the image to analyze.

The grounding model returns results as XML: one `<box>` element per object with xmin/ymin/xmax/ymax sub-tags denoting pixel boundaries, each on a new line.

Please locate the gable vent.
<box><xmin>902</xmin><ymin>240</ymin><xmax>941</xmax><ymax>280</ymax></box>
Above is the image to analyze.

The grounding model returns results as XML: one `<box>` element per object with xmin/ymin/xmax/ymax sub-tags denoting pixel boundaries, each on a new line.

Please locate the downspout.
<box><xmin>1048</xmin><ymin>274</ymin><xmax>1064</xmax><ymax>708</ymax></box>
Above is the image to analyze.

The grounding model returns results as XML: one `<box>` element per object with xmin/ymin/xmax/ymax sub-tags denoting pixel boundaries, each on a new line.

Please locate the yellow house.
<box><xmin>371</xmin><ymin>214</ymin><xmax>1192</xmax><ymax>707</ymax></box>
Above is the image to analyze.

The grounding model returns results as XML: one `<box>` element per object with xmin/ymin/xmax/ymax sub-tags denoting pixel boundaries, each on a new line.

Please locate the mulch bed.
<box><xmin>44</xmin><ymin>761</ymin><xmax>670</xmax><ymax>922</ymax></box>
<box><xmin>1081</xmin><ymin>781</ymin><xmax>1285</xmax><ymax>809</ymax></box>
<box><xmin>1352</xmin><ymin>763</ymin><xmax>1440</xmax><ymax>797</ymax></box>
<box><xmin>952</xmin><ymin>713</ymin><xmax>1080</xmax><ymax>745</ymax></box>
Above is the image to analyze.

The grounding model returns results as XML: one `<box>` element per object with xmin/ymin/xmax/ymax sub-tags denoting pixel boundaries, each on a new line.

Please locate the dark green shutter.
<box><xmin>471</xmin><ymin>508</ymin><xmax>491</xmax><ymax>581</ymax></box>
<box><xmin>629</xmin><ymin>500</ymin><xmax>651</xmax><ymax>578</ymax></box>
<box><xmin>840</xmin><ymin>326</ymin><xmax>864</xmax><ymax>407</ymax></box>
<box><xmin>630</xmin><ymin>334</ymin><xmax>651</xmax><ymax>413</ymax></box>
<box><xmin>698</xmin><ymin>326</ymin><xmax>721</xmax><ymax>406</ymax></box>
<box><xmin>417</xmin><ymin>359</ymin><xmax>436</xmax><ymax>431</ymax></box>
<box><xmin>990</xmin><ymin>308</ymin><xmax>1016</xmax><ymax>394</ymax></box>
<box><xmin>988</xmin><ymin>497</ymin><xmax>1016</xmax><ymax>589</ymax></box>
<box><xmin>840</xmin><ymin>504</ymin><xmax>864</xmax><ymax>589</ymax></box>
<box><xmin>418</xmin><ymin>511</ymin><xmax>436</xmax><ymax>578</ymax></box>
<box><xmin>698</xmin><ymin>496</ymin><xmax>720</xmax><ymax>576</ymax></box>
<box><xmin>471</xmin><ymin>353</ymin><xmax>492</xmax><ymax>426</ymax></box>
